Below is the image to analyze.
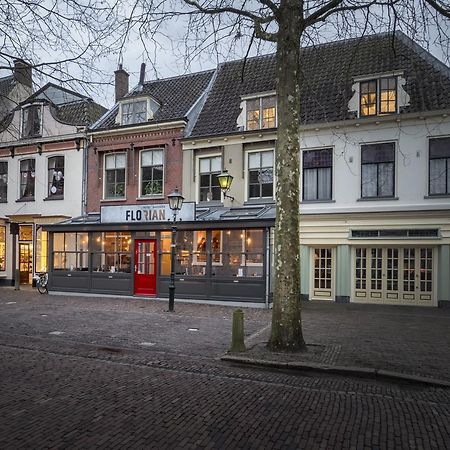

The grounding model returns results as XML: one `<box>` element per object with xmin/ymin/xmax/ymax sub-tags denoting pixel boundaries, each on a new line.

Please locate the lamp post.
<box><xmin>167</xmin><ymin>187</ymin><xmax>184</xmax><ymax>312</ymax></box>
<box><xmin>217</xmin><ymin>169</ymin><xmax>234</xmax><ymax>201</ymax></box>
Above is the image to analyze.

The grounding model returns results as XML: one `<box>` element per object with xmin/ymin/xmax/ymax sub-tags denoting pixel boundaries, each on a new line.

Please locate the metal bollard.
<box><xmin>14</xmin><ymin>269</ymin><xmax>20</xmax><ymax>290</ymax></box>
<box><xmin>229</xmin><ymin>309</ymin><xmax>246</xmax><ymax>353</ymax></box>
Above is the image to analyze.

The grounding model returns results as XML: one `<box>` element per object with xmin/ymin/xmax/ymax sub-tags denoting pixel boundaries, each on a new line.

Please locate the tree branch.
<box><xmin>424</xmin><ymin>0</ymin><xmax>450</xmax><ymax>18</ymax></box>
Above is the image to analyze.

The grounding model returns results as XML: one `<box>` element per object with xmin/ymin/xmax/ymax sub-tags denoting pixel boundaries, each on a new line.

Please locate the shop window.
<box><xmin>199</xmin><ymin>156</ymin><xmax>221</xmax><ymax>202</ymax></box>
<box><xmin>22</xmin><ymin>104</ymin><xmax>42</xmax><ymax>138</ymax></box>
<box><xmin>246</xmin><ymin>96</ymin><xmax>277</xmax><ymax>130</ymax></box>
<box><xmin>211</xmin><ymin>229</ymin><xmax>263</xmax><ymax>278</ymax></box>
<box><xmin>0</xmin><ymin>226</ymin><xmax>5</xmax><ymax>271</ymax></box>
<box><xmin>36</xmin><ymin>228</ymin><xmax>48</xmax><ymax>273</ymax></box>
<box><xmin>19</xmin><ymin>159</ymin><xmax>35</xmax><ymax>199</ymax></box>
<box><xmin>361</xmin><ymin>142</ymin><xmax>395</xmax><ymax>198</ymax></box>
<box><xmin>48</xmin><ymin>156</ymin><xmax>64</xmax><ymax>198</ymax></box>
<box><xmin>429</xmin><ymin>137</ymin><xmax>450</xmax><ymax>195</ymax></box>
<box><xmin>53</xmin><ymin>232</ymin><xmax>89</xmax><ymax>271</ymax></box>
<box><xmin>248</xmin><ymin>150</ymin><xmax>274</xmax><ymax>200</ymax></box>
<box><xmin>140</xmin><ymin>149</ymin><xmax>163</xmax><ymax>196</ymax></box>
<box><xmin>91</xmin><ymin>232</ymin><xmax>131</xmax><ymax>273</ymax></box>
<box><xmin>302</xmin><ymin>149</ymin><xmax>332</xmax><ymax>201</ymax></box>
<box><xmin>19</xmin><ymin>224</ymin><xmax>33</xmax><ymax>241</ymax></box>
<box><xmin>104</xmin><ymin>153</ymin><xmax>126</xmax><ymax>199</ymax></box>
<box><xmin>0</xmin><ymin>161</ymin><xmax>7</xmax><ymax>202</ymax></box>
<box><xmin>360</xmin><ymin>77</ymin><xmax>397</xmax><ymax>117</ymax></box>
<box><xmin>122</xmin><ymin>100</ymin><xmax>147</xmax><ymax>125</ymax></box>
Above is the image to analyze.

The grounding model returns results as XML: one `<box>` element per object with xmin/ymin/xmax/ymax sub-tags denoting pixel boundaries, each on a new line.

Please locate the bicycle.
<box><xmin>36</xmin><ymin>272</ymin><xmax>48</xmax><ymax>294</ymax></box>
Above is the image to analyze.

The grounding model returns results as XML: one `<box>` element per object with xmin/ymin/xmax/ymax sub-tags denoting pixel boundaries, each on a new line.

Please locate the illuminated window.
<box><xmin>53</xmin><ymin>232</ymin><xmax>89</xmax><ymax>271</ymax></box>
<box><xmin>20</xmin><ymin>159</ymin><xmax>35</xmax><ymax>199</ymax></box>
<box><xmin>360</xmin><ymin>77</ymin><xmax>397</xmax><ymax>117</ymax></box>
<box><xmin>429</xmin><ymin>137</ymin><xmax>450</xmax><ymax>195</ymax></box>
<box><xmin>122</xmin><ymin>101</ymin><xmax>147</xmax><ymax>125</ymax></box>
<box><xmin>104</xmin><ymin>153</ymin><xmax>126</xmax><ymax>198</ymax></box>
<box><xmin>48</xmin><ymin>156</ymin><xmax>64</xmax><ymax>198</ymax></box>
<box><xmin>36</xmin><ymin>228</ymin><xmax>48</xmax><ymax>273</ymax></box>
<box><xmin>0</xmin><ymin>226</ymin><xmax>5</xmax><ymax>271</ymax></box>
<box><xmin>0</xmin><ymin>161</ymin><xmax>7</xmax><ymax>202</ymax></box>
<box><xmin>91</xmin><ymin>232</ymin><xmax>131</xmax><ymax>273</ymax></box>
<box><xmin>246</xmin><ymin>96</ymin><xmax>276</xmax><ymax>130</ymax></box>
<box><xmin>140</xmin><ymin>149</ymin><xmax>163</xmax><ymax>196</ymax></box>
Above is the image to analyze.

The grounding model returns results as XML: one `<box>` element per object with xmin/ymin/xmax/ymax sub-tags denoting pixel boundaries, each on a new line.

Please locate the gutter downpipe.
<box><xmin>265</xmin><ymin>226</ymin><xmax>270</xmax><ymax>309</ymax></box>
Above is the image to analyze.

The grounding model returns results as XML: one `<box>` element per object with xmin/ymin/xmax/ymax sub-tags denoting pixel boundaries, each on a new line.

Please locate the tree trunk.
<box><xmin>268</xmin><ymin>0</ymin><xmax>306</xmax><ymax>351</ymax></box>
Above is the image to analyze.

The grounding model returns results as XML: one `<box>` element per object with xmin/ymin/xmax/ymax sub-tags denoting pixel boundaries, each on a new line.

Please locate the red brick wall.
<box><xmin>86</xmin><ymin>127</ymin><xmax>184</xmax><ymax>213</ymax></box>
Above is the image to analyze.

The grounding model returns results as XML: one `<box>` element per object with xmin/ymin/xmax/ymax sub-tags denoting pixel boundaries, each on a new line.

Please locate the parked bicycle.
<box><xmin>35</xmin><ymin>272</ymin><xmax>48</xmax><ymax>294</ymax></box>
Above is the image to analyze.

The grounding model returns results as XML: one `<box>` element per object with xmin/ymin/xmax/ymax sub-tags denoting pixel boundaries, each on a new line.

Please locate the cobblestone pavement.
<box><xmin>1</xmin><ymin>288</ymin><xmax>450</xmax><ymax>449</ymax></box>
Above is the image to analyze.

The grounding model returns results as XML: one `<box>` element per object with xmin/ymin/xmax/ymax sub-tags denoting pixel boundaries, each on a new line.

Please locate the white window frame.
<box><xmin>21</xmin><ymin>104</ymin><xmax>43</xmax><ymax>138</ymax></box>
<box><xmin>245</xmin><ymin>148</ymin><xmax>275</xmax><ymax>202</ymax></box>
<box><xmin>18</xmin><ymin>157</ymin><xmax>36</xmax><ymax>200</ymax></box>
<box><xmin>195</xmin><ymin>152</ymin><xmax>222</xmax><ymax>204</ymax></box>
<box><xmin>47</xmin><ymin>154</ymin><xmax>65</xmax><ymax>198</ymax></box>
<box><xmin>138</xmin><ymin>148</ymin><xmax>165</xmax><ymax>198</ymax></box>
<box><xmin>103</xmin><ymin>152</ymin><xmax>127</xmax><ymax>200</ymax></box>
<box><xmin>119</xmin><ymin>98</ymin><xmax>153</xmax><ymax>125</ymax></box>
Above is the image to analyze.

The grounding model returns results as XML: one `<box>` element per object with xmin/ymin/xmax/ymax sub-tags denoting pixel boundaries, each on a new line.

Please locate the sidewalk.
<box><xmin>224</xmin><ymin>301</ymin><xmax>450</xmax><ymax>387</ymax></box>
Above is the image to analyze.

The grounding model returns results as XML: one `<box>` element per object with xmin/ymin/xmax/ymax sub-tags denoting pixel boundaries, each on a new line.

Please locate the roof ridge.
<box><xmin>143</xmin><ymin>68</ymin><xmax>216</xmax><ymax>85</ymax></box>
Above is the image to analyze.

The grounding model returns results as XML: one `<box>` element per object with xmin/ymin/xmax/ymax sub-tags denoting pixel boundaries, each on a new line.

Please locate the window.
<box><xmin>92</xmin><ymin>232</ymin><xmax>131</xmax><ymax>273</ymax></box>
<box><xmin>302</xmin><ymin>149</ymin><xmax>332</xmax><ymax>201</ymax></box>
<box><xmin>246</xmin><ymin>96</ymin><xmax>277</xmax><ymax>130</ymax></box>
<box><xmin>360</xmin><ymin>77</ymin><xmax>397</xmax><ymax>117</ymax></box>
<box><xmin>48</xmin><ymin>156</ymin><xmax>64</xmax><ymax>198</ymax></box>
<box><xmin>199</xmin><ymin>156</ymin><xmax>221</xmax><ymax>202</ymax></box>
<box><xmin>122</xmin><ymin>101</ymin><xmax>147</xmax><ymax>125</ymax></box>
<box><xmin>36</xmin><ymin>228</ymin><xmax>48</xmax><ymax>272</ymax></box>
<box><xmin>104</xmin><ymin>153</ymin><xmax>126</xmax><ymax>199</ymax></box>
<box><xmin>0</xmin><ymin>225</ymin><xmax>5</xmax><ymax>271</ymax></box>
<box><xmin>248</xmin><ymin>150</ymin><xmax>274</xmax><ymax>199</ymax></box>
<box><xmin>53</xmin><ymin>232</ymin><xmax>89</xmax><ymax>271</ymax></box>
<box><xmin>20</xmin><ymin>159</ymin><xmax>35</xmax><ymax>199</ymax></box>
<box><xmin>429</xmin><ymin>137</ymin><xmax>450</xmax><ymax>195</ymax></box>
<box><xmin>22</xmin><ymin>105</ymin><xmax>42</xmax><ymax>138</ymax></box>
<box><xmin>140</xmin><ymin>149</ymin><xmax>163</xmax><ymax>196</ymax></box>
<box><xmin>0</xmin><ymin>161</ymin><xmax>7</xmax><ymax>202</ymax></box>
<box><xmin>361</xmin><ymin>143</ymin><xmax>395</xmax><ymax>198</ymax></box>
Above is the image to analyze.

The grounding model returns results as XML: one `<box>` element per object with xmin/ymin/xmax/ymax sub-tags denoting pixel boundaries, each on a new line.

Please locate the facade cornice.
<box><xmin>0</xmin><ymin>133</ymin><xmax>86</xmax><ymax>150</ymax></box>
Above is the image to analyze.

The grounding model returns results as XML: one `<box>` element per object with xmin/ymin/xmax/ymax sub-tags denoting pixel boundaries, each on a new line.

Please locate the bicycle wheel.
<box><xmin>37</xmin><ymin>279</ymin><xmax>48</xmax><ymax>294</ymax></box>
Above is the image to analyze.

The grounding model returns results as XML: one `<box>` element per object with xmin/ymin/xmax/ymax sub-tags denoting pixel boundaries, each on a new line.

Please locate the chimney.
<box><xmin>114</xmin><ymin>64</ymin><xmax>129</xmax><ymax>102</ymax></box>
<box><xmin>139</xmin><ymin>63</ymin><xmax>146</xmax><ymax>85</ymax></box>
<box><xmin>14</xmin><ymin>59</ymin><xmax>32</xmax><ymax>89</ymax></box>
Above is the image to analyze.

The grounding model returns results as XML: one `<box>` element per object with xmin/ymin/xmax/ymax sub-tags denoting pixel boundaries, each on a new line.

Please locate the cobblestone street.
<box><xmin>1</xmin><ymin>289</ymin><xmax>450</xmax><ymax>449</ymax></box>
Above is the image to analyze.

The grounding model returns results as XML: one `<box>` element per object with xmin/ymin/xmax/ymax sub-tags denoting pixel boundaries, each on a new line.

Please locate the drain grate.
<box><xmin>96</xmin><ymin>346</ymin><xmax>123</xmax><ymax>354</ymax></box>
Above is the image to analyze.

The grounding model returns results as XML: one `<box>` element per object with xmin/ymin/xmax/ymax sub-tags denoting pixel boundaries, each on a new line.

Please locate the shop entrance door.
<box><xmin>19</xmin><ymin>243</ymin><xmax>32</xmax><ymax>284</ymax></box>
<box><xmin>134</xmin><ymin>239</ymin><xmax>157</xmax><ymax>296</ymax></box>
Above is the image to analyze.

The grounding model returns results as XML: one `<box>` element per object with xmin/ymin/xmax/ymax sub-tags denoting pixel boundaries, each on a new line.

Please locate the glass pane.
<box><xmin>378</xmin><ymin>162</ymin><xmax>394</xmax><ymax>197</ymax></box>
<box><xmin>361</xmin><ymin>143</ymin><xmax>395</xmax><ymax>163</ymax></box>
<box><xmin>248</xmin><ymin>152</ymin><xmax>260</xmax><ymax>169</ymax></box>
<box><xmin>199</xmin><ymin>158</ymin><xmax>210</xmax><ymax>173</ymax></box>
<box><xmin>361</xmin><ymin>164</ymin><xmax>377</xmax><ymax>197</ymax></box>
<box><xmin>115</xmin><ymin>154</ymin><xmax>126</xmax><ymax>168</ymax></box>
<box><xmin>261</xmin><ymin>151</ymin><xmax>273</xmax><ymax>167</ymax></box>
<box><xmin>141</xmin><ymin>150</ymin><xmax>153</xmax><ymax>166</ymax></box>
<box><xmin>429</xmin><ymin>159</ymin><xmax>447</xmax><ymax>195</ymax></box>
<box><xmin>303</xmin><ymin>168</ymin><xmax>317</xmax><ymax>200</ymax></box>
<box><xmin>317</xmin><ymin>167</ymin><xmax>332</xmax><ymax>200</ymax></box>
<box><xmin>429</xmin><ymin>137</ymin><xmax>450</xmax><ymax>159</ymax></box>
<box><xmin>105</xmin><ymin>154</ymin><xmax>116</xmax><ymax>169</ymax></box>
<box><xmin>210</xmin><ymin>156</ymin><xmax>222</xmax><ymax>173</ymax></box>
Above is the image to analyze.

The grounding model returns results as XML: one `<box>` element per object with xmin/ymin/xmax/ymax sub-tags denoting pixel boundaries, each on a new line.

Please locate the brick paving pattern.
<box><xmin>0</xmin><ymin>288</ymin><xmax>450</xmax><ymax>449</ymax></box>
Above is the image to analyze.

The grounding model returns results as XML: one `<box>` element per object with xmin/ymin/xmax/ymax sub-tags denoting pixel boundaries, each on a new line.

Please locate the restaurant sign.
<box><xmin>100</xmin><ymin>203</ymin><xmax>196</xmax><ymax>223</ymax></box>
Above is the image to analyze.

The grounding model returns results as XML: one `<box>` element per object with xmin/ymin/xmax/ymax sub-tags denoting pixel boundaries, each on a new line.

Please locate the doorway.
<box><xmin>19</xmin><ymin>243</ymin><xmax>32</xmax><ymax>284</ymax></box>
<box><xmin>134</xmin><ymin>239</ymin><xmax>157</xmax><ymax>296</ymax></box>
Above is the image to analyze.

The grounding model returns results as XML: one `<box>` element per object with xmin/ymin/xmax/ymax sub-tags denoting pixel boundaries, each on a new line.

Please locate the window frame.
<box><xmin>21</xmin><ymin>104</ymin><xmax>43</xmax><ymax>138</ymax></box>
<box><xmin>302</xmin><ymin>148</ymin><xmax>333</xmax><ymax>201</ymax></box>
<box><xmin>19</xmin><ymin>158</ymin><xmax>36</xmax><ymax>200</ymax></box>
<box><xmin>428</xmin><ymin>136</ymin><xmax>450</xmax><ymax>196</ymax></box>
<box><xmin>245</xmin><ymin>95</ymin><xmax>277</xmax><ymax>130</ymax></box>
<box><xmin>246</xmin><ymin>149</ymin><xmax>275</xmax><ymax>201</ymax></box>
<box><xmin>121</xmin><ymin>99</ymin><xmax>148</xmax><ymax>125</ymax></box>
<box><xmin>47</xmin><ymin>155</ymin><xmax>65</xmax><ymax>199</ymax></box>
<box><xmin>104</xmin><ymin>152</ymin><xmax>127</xmax><ymax>199</ymax></box>
<box><xmin>360</xmin><ymin>142</ymin><xmax>396</xmax><ymax>199</ymax></box>
<box><xmin>197</xmin><ymin>154</ymin><xmax>222</xmax><ymax>203</ymax></box>
<box><xmin>359</xmin><ymin>77</ymin><xmax>397</xmax><ymax>117</ymax></box>
<box><xmin>0</xmin><ymin>160</ymin><xmax>7</xmax><ymax>203</ymax></box>
<box><xmin>139</xmin><ymin>148</ymin><xmax>164</xmax><ymax>198</ymax></box>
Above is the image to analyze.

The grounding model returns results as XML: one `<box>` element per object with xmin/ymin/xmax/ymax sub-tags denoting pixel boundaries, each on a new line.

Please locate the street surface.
<box><xmin>1</xmin><ymin>289</ymin><xmax>449</xmax><ymax>449</ymax></box>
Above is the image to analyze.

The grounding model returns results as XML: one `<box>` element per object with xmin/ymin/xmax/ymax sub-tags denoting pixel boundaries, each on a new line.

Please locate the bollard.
<box><xmin>229</xmin><ymin>309</ymin><xmax>246</xmax><ymax>353</ymax></box>
<box><xmin>14</xmin><ymin>269</ymin><xmax>20</xmax><ymax>290</ymax></box>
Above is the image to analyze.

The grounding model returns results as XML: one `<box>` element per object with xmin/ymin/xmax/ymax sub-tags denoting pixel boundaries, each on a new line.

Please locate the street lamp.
<box><xmin>217</xmin><ymin>169</ymin><xmax>234</xmax><ymax>201</ymax></box>
<box><xmin>167</xmin><ymin>187</ymin><xmax>184</xmax><ymax>312</ymax></box>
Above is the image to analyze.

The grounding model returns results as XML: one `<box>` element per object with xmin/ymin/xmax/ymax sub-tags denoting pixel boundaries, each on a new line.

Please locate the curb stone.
<box><xmin>221</xmin><ymin>354</ymin><xmax>450</xmax><ymax>388</ymax></box>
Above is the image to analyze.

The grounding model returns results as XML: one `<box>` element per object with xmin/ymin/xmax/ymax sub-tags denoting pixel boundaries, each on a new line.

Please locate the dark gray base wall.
<box><xmin>0</xmin><ymin>279</ymin><xmax>14</xmax><ymax>287</ymax></box>
<box><xmin>300</xmin><ymin>294</ymin><xmax>310</xmax><ymax>302</ymax></box>
<box><xmin>336</xmin><ymin>295</ymin><xmax>350</xmax><ymax>303</ymax></box>
<box><xmin>438</xmin><ymin>300</ymin><xmax>450</xmax><ymax>308</ymax></box>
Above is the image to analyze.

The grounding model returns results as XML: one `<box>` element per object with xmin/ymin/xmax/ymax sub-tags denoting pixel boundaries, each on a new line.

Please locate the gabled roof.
<box><xmin>0</xmin><ymin>75</ymin><xmax>16</xmax><ymax>120</ymax></box>
<box><xmin>91</xmin><ymin>69</ymin><xmax>215</xmax><ymax>130</ymax></box>
<box><xmin>190</xmin><ymin>31</ymin><xmax>450</xmax><ymax>138</ymax></box>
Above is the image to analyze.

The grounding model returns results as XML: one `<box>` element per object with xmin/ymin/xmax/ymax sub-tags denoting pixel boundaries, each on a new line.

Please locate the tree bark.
<box><xmin>268</xmin><ymin>0</ymin><xmax>306</xmax><ymax>351</ymax></box>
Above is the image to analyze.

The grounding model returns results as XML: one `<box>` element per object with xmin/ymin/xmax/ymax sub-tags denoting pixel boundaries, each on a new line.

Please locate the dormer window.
<box><xmin>122</xmin><ymin>100</ymin><xmax>147</xmax><ymax>125</ymax></box>
<box><xmin>21</xmin><ymin>104</ymin><xmax>42</xmax><ymax>138</ymax></box>
<box><xmin>360</xmin><ymin>77</ymin><xmax>397</xmax><ymax>116</ymax></box>
<box><xmin>246</xmin><ymin>95</ymin><xmax>277</xmax><ymax>130</ymax></box>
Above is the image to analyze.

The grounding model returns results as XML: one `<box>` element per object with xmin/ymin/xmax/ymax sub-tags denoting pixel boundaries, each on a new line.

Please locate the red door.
<box><xmin>134</xmin><ymin>239</ymin><xmax>157</xmax><ymax>296</ymax></box>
